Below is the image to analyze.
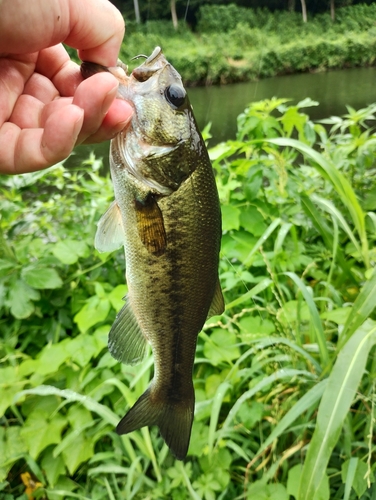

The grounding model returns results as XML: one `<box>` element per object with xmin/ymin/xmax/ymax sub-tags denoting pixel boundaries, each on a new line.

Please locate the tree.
<box><xmin>330</xmin><ymin>0</ymin><xmax>335</xmax><ymax>21</ymax></box>
<box><xmin>300</xmin><ymin>0</ymin><xmax>307</xmax><ymax>22</ymax></box>
<box><xmin>133</xmin><ymin>0</ymin><xmax>140</xmax><ymax>23</ymax></box>
<box><xmin>171</xmin><ymin>0</ymin><xmax>178</xmax><ymax>29</ymax></box>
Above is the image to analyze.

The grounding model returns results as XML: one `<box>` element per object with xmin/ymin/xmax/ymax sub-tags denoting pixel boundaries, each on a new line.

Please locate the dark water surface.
<box><xmin>67</xmin><ymin>66</ymin><xmax>376</xmax><ymax>169</ymax></box>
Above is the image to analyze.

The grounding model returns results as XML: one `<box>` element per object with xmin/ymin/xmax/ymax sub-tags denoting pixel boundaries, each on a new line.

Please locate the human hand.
<box><xmin>0</xmin><ymin>0</ymin><xmax>133</xmax><ymax>175</ymax></box>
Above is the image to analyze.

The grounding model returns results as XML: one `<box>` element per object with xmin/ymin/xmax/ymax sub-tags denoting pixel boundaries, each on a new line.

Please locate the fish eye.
<box><xmin>164</xmin><ymin>84</ymin><xmax>186</xmax><ymax>109</ymax></box>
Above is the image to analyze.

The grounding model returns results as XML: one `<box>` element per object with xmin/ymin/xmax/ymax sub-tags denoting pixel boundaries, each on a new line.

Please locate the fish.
<box><xmin>81</xmin><ymin>47</ymin><xmax>224</xmax><ymax>460</ymax></box>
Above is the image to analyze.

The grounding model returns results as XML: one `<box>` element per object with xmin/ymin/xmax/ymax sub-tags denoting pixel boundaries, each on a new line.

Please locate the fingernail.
<box><xmin>111</xmin><ymin>114</ymin><xmax>133</xmax><ymax>136</ymax></box>
<box><xmin>101</xmin><ymin>85</ymin><xmax>118</xmax><ymax>116</ymax></box>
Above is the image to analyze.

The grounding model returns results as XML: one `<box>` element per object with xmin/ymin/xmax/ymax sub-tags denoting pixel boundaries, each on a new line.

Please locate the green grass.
<box><xmin>1</xmin><ymin>98</ymin><xmax>376</xmax><ymax>498</ymax></box>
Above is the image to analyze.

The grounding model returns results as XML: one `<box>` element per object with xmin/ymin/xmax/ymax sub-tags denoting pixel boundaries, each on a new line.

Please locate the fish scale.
<box><xmin>81</xmin><ymin>47</ymin><xmax>224</xmax><ymax>460</ymax></box>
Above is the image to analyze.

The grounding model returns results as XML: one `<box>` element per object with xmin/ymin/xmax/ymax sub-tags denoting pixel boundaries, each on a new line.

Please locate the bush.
<box><xmin>116</xmin><ymin>3</ymin><xmax>376</xmax><ymax>86</ymax></box>
<box><xmin>1</xmin><ymin>100</ymin><xmax>376</xmax><ymax>499</ymax></box>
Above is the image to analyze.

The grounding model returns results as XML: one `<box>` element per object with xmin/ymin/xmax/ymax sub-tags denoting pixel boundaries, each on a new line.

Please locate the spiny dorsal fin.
<box><xmin>108</xmin><ymin>297</ymin><xmax>148</xmax><ymax>365</ymax></box>
<box><xmin>207</xmin><ymin>278</ymin><xmax>225</xmax><ymax>319</ymax></box>
<box><xmin>95</xmin><ymin>201</ymin><xmax>124</xmax><ymax>253</ymax></box>
<box><xmin>134</xmin><ymin>194</ymin><xmax>167</xmax><ymax>256</ymax></box>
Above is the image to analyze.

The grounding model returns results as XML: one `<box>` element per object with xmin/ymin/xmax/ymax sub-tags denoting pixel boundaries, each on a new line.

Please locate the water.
<box><xmin>67</xmin><ymin>66</ymin><xmax>376</xmax><ymax>169</ymax></box>
<box><xmin>188</xmin><ymin>66</ymin><xmax>376</xmax><ymax>143</ymax></box>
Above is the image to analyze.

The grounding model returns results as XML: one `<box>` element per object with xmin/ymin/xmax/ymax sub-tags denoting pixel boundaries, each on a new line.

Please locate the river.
<box><xmin>68</xmin><ymin>66</ymin><xmax>376</xmax><ymax>169</ymax></box>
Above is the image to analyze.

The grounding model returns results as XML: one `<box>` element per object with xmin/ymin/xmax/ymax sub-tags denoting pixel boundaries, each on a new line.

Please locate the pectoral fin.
<box><xmin>135</xmin><ymin>194</ymin><xmax>167</xmax><ymax>256</ymax></box>
<box><xmin>95</xmin><ymin>201</ymin><xmax>124</xmax><ymax>253</ymax></box>
<box><xmin>109</xmin><ymin>297</ymin><xmax>148</xmax><ymax>365</ymax></box>
<box><xmin>207</xmin><ymin>279</ymin><xmax>225</xmax><ymax>319</ymax></box>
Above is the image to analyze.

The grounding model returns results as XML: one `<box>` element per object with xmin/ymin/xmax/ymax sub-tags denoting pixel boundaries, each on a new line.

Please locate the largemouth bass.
<box><xmin>81</xmin><ymin>47</ymin><xmax>224</xmax><ymax>460</ymax></box>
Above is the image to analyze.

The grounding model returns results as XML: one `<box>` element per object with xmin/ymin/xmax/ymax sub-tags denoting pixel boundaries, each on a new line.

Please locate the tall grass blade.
<box><xmin>177</xmin><ymin>461</ymin><xmax>201</xmax><ymax>500</ymax></box>
<box><xmin>339</xmin><ymin>268</ymin><xmax>376</xmax><ymax>348</ymax></box>
<box><xmin>208</xmin><ymin>381</ymin><xmax>231</xmax><ymax>454</ymax></box>
<box><xmin>284</xmin><ymin>272</ymin><xmax>329</xmax><ymax>367</ymax></box>
<box><xmin>267</xmin><ymin>137</ymin><xmax>369</xmax><ymax>268</ymax></box>
<box><xmin>244</xmin><ymin>218</ymin><xmax>281</xmax><ymax>266</ymax></box>
<box><xmin>342</xmin><ymin>458</ymin><xmax>358</xmax><ymax>500</ymax></box>
<box><xmin>15</xmin><ymin>385</ymin><xmax>139</xmax><ymax>464</ymax></box>
<box><xmin>301</xmin><ymin>195</ymin><xmax>354</xmax><ymax>279</ymax></box>
<box><xmin>256</xmin><ymin>379</ymin><xmax>327</xmax><ymax>457</ymax></box>
<box><xmin>298</xmin><ymin>319</ymin><xmax>376</xmax><ymax>500</ymax></box>
<box><xmin>225</xmin><ymin>278</ymin><xmax>273</xmax><ymax>309</ymax></box>
<box><xmin>15</xmin><ymin>386</ymin><xmax>119</xmax><ymax>426</ymax></box>
<box><xmin>217</xmin><ymin>369</ymin><xmax>316</xmax><ymax>444</ymax></box>
<box><xmin>311</xmin><ymin>194</ymin><xmax>361</xmax><ymax>256</ymax></box>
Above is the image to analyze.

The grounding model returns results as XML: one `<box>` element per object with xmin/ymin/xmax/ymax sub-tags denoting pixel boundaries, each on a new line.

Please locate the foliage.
<box><xmin>114</xmin><ymin>3</ymin><xmax>376</xmax><ymax>86</ymax></box>
<box><xmin>1</xmin><ymin>99</ymin><xmax>376</xmax><ymax>499</ymax></box>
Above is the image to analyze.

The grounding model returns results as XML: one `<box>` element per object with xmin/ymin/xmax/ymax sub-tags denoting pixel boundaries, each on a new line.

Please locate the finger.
<box><xmin>23</xmin><ymin>72</ymin><xmax>60</xmax><ymax>103</ymax></box>
<box><xmin>72</xmin><ymin>72</ymin><xmax>133</xmax><ymax>143</ymax></box>
<box><xmin>0</xmin><ymin>56</ymin><xmax>35</xmax><ymax>123</ymax></box>
<box><xmin>82</xmin><ymin>98</ymin><xmax>133</xmax><ymax>144</ymax></box>
<box><xmin>8</xmin><ymin>94</ymin><xmax>44</xmax><ymax>129</ymax></box>
<box><xmin>0</xmin><ymin>0</ymin><xmax>124</xmax><ymax>66</ymax></box>
<box><xmin>0</xmin><ymin>105</ymin><xmax>83</xmax><ymax>174</ymax></box>
<box><xmin>72</xmin><ymin>72</ymin><xmax>119</xmax><ymax>141</ymax></box>
<box><xmin>36</xmin><ymin>45</ymin><xmax>83</xmax><ymax>97</ymax></box>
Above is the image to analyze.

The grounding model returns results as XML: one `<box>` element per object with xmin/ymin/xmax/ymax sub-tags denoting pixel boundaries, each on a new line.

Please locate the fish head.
<box><xmin>81</xmin><ymin>47</ymin><xmax>203</xmax><ymax>195</ymax></box>
<box><xmin>124</xmin><ymin>47</ymin><xmax>191</xmax><ymax>147</ymax></box>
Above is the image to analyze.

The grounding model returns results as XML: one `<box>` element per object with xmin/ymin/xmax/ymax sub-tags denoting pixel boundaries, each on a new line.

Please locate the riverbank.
<box><xmin>119</xmin><ymin>3</ymin><xmax>376</xmax><ymax>86</ymax></box>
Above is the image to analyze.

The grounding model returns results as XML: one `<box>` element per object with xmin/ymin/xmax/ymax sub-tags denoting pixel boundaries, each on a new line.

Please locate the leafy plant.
<box><xmin>1</xmin><ymin>100</ymin><xmax>376</xmax><ymax>499</ymax></box>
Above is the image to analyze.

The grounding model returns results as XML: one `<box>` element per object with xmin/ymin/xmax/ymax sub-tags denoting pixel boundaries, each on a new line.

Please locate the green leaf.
<box><xmin>52</xmin><ymin>239</ymin><xmax>88</xmax><ymax>265</ymax></box>
<box><xmin>340</xmin><ymin>267</ymin><xmax>376</xmax><ymax>347</ymax></box>
<box><xmin>15</xmin><ymin>386</ymin><xmax>119</xmax><ymax>427</ymax></box>
<box><xmin>65</xmin><ymin>333</ymin><xmax>103</xmax><ymax>367</ymax></box>
<box><xmin>287</xmin><ymin>464</ymin><xmax>302</xmax><ymax>499</ymax></box>
<box><xmin>320</xmin><ymin>307</ymin><xmax>351</xmax><ymax>325</ymax></box>
<box><xmin>298</xmin><ymin>319</ymin><xmax>376</xmax><ymax>500</ymax></box>
<box><xmin>20</xmin><ymin>410</ymin><xmax>66</xmax><ymax>459</ymax></box>
<box><xmin>60</xmin><ymin>430</ymin><xmax>95</xmax><ymax>475</ymax></box>
<box><xmin>225</xmin><ymin>278</ymin><xmax>273</xmax><ymax>310</ymax></box>
<box><xmin>41</xmin><ymin>449</ymin><xmax>66</xmax><ymax>487</ymax></box>
<box><xmin>36</xmin><ymin>343</ymin><xmax>70</xmax><ymax>375</ymax></box>
<box><xmin>239</xmin><ymin>206</ymin><xmax>266</xmax><ymax>236</ymax></box>
<box><xmin>267</xmin><ymin>138</ymin><xmax>369</xmax><ymax>268</ymax></box>
<box><xmin>256</xmin><ymin>380</ymin><xmax>326</xmax><ymax>458</ymax></box>
<box><xmin>22</xmin><ymin>266</ymin><xmax>63</xmax><ymax>289</ymax></box>
<box><xmin>288</xmin><ymin>465</ymin><xmax>329</xmax><ymax>500</ymax></box>
<box><xmin>108</xmin><ymin>284</ymin><xmax>128</xmax><ymax>311</ymax></box>
<box><xmin>74</xmin><ymin>295</ymin><xmax>111</xmax><ymax>333</ymax></box>
<box><xmin>221</xmin><ymin>204</ymin><xmax>241</xmax><ymax>231</ymax></box>
<box><xmin>203</xmin><ymin>329</ymin><xmax>240</xmax><ymax>366</ymax></box>
<box><xmin>0</xmin><ymin>259</ymin><xmax>14</xmax><ymax>271</ymax></box>
<box><xmin>0</xmin><ymin>426</ymin><xmax>27</xmax><ymax>480</ymax></box>
<box><xmin>8</xmin><ymin>279</ymin><xmax>40</xmax><ymax>318</ymax></box>
<box><xmin>247</xmin><ymin>481</ymin><xmax>289</xmax><ymax>500</ymax></box>
<box><xmin>341</xmin><ymin>458</ymin><xmax>372</xmax><ymax>498</ymax></box>
<box><xmin>284</xmin><ymin>272</ymin><xmax>329</xmax><ymax>367</ymax></box>
<box><xmin>238</xmin><ymin>315</ymin><xmax>275</xmax><ymax>341</ymax></box>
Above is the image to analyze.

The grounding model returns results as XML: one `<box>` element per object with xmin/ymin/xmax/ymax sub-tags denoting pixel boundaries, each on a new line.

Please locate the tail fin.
<box><xmin>116</xmin><ymin>385</ymin><xmax>194</xmax><ymax>460</ymax></box>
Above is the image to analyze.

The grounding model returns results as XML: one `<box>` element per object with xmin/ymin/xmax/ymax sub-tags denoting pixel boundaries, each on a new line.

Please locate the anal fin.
<box><xmin>109</xmin><ymin>297</ymin><xmax>147</xmax><ymax>365</ymax></box>
<box><xmin>207</xmin><ymin>278</ymin><xmax>225</xmax><ymax>319</ymax></box>
<box><xmin>95</xmin><ymin>201</ymin><xmax>124</xmax><ymax>253</ymax></box>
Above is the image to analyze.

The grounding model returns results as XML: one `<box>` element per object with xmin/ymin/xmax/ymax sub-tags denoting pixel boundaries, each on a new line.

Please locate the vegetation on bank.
<box><xmin>1</xmin><ymin>97</ymin><xmax>376</xmax><ymax>499</ymax></box>
<box><xmin>115</xmin><ymin>3</ymin><xmax>376</xmax><ymax>85</ymax></box>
